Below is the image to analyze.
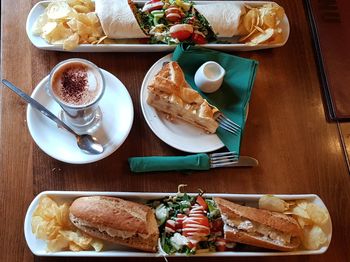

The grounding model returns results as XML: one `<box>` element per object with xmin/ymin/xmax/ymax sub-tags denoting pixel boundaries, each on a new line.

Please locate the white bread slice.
<box><xmin>69</xmin><ymin>196</ymin><xmax>159</xmax><ymax>252</ymax></box>
<box><xmin>214</xmin><ymin>197</ymin><xmax>302</xmax><ymax>251</ymax></box>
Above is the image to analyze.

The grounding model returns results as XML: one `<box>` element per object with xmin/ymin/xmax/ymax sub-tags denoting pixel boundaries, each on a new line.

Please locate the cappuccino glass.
<box><xmin>49</xmin><ymin>58</ymin><xmax>105</xmax><ymax>133</ymax></box>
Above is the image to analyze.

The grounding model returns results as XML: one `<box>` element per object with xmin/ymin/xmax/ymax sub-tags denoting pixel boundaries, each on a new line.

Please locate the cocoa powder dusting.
<box><xmin>61</xmin><ymin>66</ymin><xmax>87</xmax><ymax>103</ymax></box>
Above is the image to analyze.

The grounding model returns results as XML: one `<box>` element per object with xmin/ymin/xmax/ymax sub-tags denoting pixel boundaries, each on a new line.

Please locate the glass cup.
<box><xmin>48</xmin><ymin>58</ymin><xmax>105</xmax><ymax>133</ymax></box>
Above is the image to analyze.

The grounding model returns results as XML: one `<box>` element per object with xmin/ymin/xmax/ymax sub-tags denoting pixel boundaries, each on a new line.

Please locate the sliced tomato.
<box><xmin>210</xmin><ymin>218</ymin><xmax>223</xmax><ymax>233</ymax></box>
<box><xmin>182</xmin><ymin>228</ymin><xmax>210</xmax><ymax>237</ymax></box>
<box><xmin>175</xmin><ymin>213</ymin><xmax>186</xmax><ymax>230</ymax></box>
<box><xmin>164</xmin><ymin>219</ymin><xmax>176</xmax><ymax>233</ymax></box>
<box><xmin>169</xmin><ymin>24</ymin><xmax>193</xmax><ymax>41</ymax></box>
<box><xmin>165</xmin><ymin>6</ymin><xmax>183</xmax><ymax>23</ymax></box>
<box><xmin>189</xmin><ymin>216</ymin><xmax>210</xmax><ymax>227</ymax></box>
<box><xmin>191</xmin><ymin>31</ymin><xmax>207</xmax><ymax>44</ymax></box>
<box><xmin>196</xmin><ymin>196</ymin><xmax>208</xmax><ymax>210</ymax></box>
<box><xmin>142</xmin><ymin>0</ymin><xmax>164</xmax><ymax>13</ymax></box>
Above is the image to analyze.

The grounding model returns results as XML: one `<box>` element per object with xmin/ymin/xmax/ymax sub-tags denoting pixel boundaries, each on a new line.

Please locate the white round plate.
<box><xmin>27</xmin><ymin>69</ymin><xmax>134</xmax><ymax>164</ymax></box>
<box><xmin>140</xmin><ymin>54</ymin><xmax>224</xmax><ymax>153</ymax></box>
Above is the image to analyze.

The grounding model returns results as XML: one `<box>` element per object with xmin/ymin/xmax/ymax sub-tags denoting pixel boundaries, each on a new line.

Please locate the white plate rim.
<box><xmin>24</xmin><ymin>191</ymin><xmax>332</xmax><ymax>257</ymax></box>
<box><xmin>26</xmin><ymin>69</ymin><xmax>134</xmax><ymax>164</ymax></box>
<box><xmin>26</xmin><ymin>1</ymin><xmax>290</xmax><ymax>52</ymax></box>
<box><xmin>140</xmin><ymin>54</ymin><xmax>226</xmax><ymax>153</ymax></box>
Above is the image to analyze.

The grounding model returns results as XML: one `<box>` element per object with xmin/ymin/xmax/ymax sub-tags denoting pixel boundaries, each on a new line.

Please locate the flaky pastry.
<box><xmin>147</xmin><ymin>61</ymin><xmax>219</xmax><ymax>133</ymax></box>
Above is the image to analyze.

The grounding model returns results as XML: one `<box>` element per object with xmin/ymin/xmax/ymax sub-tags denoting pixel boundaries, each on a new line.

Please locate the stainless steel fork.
<box><xmin>209</xmin><ymin>152</ymin><xmax>239</xmax><ymax>168</ymax></box>
<box><xmin>215</xmin><ymin>112</ymin><xmax>241</xmax><ymax>135</ymax></box>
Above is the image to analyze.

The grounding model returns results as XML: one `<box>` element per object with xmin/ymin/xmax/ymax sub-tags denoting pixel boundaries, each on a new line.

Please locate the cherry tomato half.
<box><xmin>165</xmin><ymin>6</ymin><xmax>183</xmax><ymax>23</ymax></box>
<box><xmin>169</xmin><ymin>24</ymin><xmax>193</xmax><ymax>41</ymax></box>
<box><xmin>196</xmin><ymin>195</ymin><xmax>208</xmax><ymax>210</ymax></box>
<box><xmin>192</xmin><ymin>32</ymin><xmax>207</xmax><ymax>44</ymax></box>
<box><xmin>142</xmin><ymin>0</ymin><xmax>164</xmax><ymax>13</ymax></box>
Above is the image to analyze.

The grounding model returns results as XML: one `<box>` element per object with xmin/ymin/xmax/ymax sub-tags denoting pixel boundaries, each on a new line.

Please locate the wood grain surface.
<box><xmin>1</xmin><ymin>0</ymin><xmax>349</xmax><ymax>261</ymax></box>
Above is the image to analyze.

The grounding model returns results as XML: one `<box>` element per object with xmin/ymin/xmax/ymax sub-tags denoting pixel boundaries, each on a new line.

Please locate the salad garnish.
<box><xmin>150</xmin><ymin>184</ymin><xmax>235</xmax><ymax>254</ymax></box>
<box><xmin>136</xmin><ymin>0</ymin><xmax>216</xmax><ymax>45</ymax></box>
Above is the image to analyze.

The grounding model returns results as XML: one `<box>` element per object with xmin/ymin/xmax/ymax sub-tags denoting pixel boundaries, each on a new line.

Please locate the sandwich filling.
<box><xmin>75</xmin><ymin>219</ymin><xmax>151</xmax><ymax>240</ymax></box>
<box><xmin>222</xmin><ymin>215</ymin><xmax>293</xmax><ymax>246</ymax></box>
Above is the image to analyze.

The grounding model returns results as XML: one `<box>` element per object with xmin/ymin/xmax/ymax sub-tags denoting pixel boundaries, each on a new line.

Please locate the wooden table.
<box><xmin>1</xmin><ymin>0</ymin><xmax>349</xmax><ymax>261</ymax></box>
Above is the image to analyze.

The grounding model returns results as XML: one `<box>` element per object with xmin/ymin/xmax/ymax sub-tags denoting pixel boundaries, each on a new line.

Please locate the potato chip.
<box><xmin>48</xmin><ymin>24</ymin><xmax>73</xmax><ymax>43</ymax></box>
<box><xmin>73</xmin><ymin>4</ymin><xmax>90</xmax><ymax>13</ymax></box>
<box><xmin>32</xmin><ymin>216</ymin><xmax>50</xmax><ymax>239</ymax></box>
<box><xmin>244</xmin><ymin>9</ymin><xmax>259</xmax><ymax>32</ymax></box>
<box><xmin>240</xmin><ymin>3</ymin><xmax>285</xmax><ymax>45</ymax></box>
<box><xmin>76</xmin><ymin>13</ymin><xmax>93</xmax><ymax>26</ymax></box>
<box><xmin>296</xmin><ymin>200</ymin><xmax>308</xmax><ymax>209</ymax></box>
<box><xmin>67</xmin><ymin>0</ymin><xmax>82</xmax><ymax>6</ymax></box>
<box><xmin>63</xmin><ymin>32</ymin><xmax>80</xmax><ymax>50</ymax></box>
<box><xmin>67</xmin><ymin>18</ymin><xmax>78</xmax><ymax>31</ymax></box>
<box><xmin>91</xmin><ymin>239</ymin><xmax>104</xmax><ymax>252</ymax></box>
<box><xmin>33</xmin><ymin>0</ymin><xmax>106</xmax><ymax>50</ymax></box>
<box><xmin>33</xmin><ymin>13</ymin><xmax>48</xmax><ymax>35</ymax></box>
<box><xmin>238</xmin><ymin>28</ymin><xmax>257</xmax><ymax>42</ymax></box>
<box><xmin>86</xmin><ymin>12</ymin><xmax>99</xmax><ymax>25</ymax></box>
<box><xmin>76</xmin><ymin>20</ymin><xmax>92</xmax><ymax>39</ymax></box>
<box><xmin>55</xmin><ymin>203</ymin><xmax>71</xmax><ymax>227</ymax></box>
<box><xmin>59</xmin><ymin>230</ymin><xmax>92</xmax><ymax>249</ymax></box>
<box><xmin>248</xmin><ymin>28</ymin><xmax>274</xmax><ymax>45</ymax></box>
<box><xmin>296</xmin><ymin>216</ymin><xmax>312</xmax><ymax>229</ymax></box>
<box><xmin>33</xmin><ymin>196</ymin><xmax>58</xmax><ymax>219</ymax></box>
<box><xmin>69</xmin><ymin>242</ymin><xmax>84</xmax><ymax>252</ymax></box>
<box><xmin>47</xmin><ymin>234</ymin><xmax>70</xmax><ymax>252</ymax></box>
<box><xmin>47</xmin><ymin>2</ymin><xmax>72</xmax><ymax>20</ymax></box>
<box><xmin>258</xmin><ymin>195</ymin><xmax>288</xmax><ymax>213</ymax></box>
<box><xmin>291</xmin><ymin>206</ymin><xmax>310</xmax><ymax>219</ymax></box>
<box><xmin>306</xmin><ymin>203</ymin><xmax>329</xmax><ymax>226</ymax></box>
<box><xmin>302</xmin><ymin>225</ymin><xmax>327</xmax><ymax>250</ymax></box>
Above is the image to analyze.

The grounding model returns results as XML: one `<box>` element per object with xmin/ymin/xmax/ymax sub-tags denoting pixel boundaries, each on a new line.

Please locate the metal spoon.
<box><xmin>2</xmin><ymin>79</ymin><xmax>104</xmax><ymax>155</ymax></box>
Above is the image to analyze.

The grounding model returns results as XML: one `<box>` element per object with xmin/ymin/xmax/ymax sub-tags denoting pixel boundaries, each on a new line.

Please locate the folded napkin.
<box><xmin>172</xmin><ymin>44</ymin><xmax>258</xmax><ymax>153</ymax></box>
<box><xmin>129</xmin><ymin>154</ymin><xmax>210</xmax><ymax>173</ymax></box>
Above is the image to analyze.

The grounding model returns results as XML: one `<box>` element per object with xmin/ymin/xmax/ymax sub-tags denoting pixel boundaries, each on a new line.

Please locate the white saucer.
<box><xmin>26</xmin><ymin>69</ymin><xmax>134</xmax><ymax>164</ymax></box>
<box><xmin>140</xmin><ymin>54</ymin><xmax>224</xmax><ymax>153</ymax></box>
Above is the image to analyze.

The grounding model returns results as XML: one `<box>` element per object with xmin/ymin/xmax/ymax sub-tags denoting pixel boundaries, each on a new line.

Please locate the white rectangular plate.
<box><xmin>26</xmin><ymin>1</ymin><xmax>290</xmax><ymax>52</ymax></box>
<box><xmin>24</xmin><ymin>191</ymin><xmax>332</xmax><ymax>257</ymax></box>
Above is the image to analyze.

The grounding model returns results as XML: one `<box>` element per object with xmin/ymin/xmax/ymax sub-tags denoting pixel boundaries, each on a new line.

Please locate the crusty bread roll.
<box><xmin>214</xmin><ymin>197</ymin><xmax>302</xmax><ymax>251</ymax></box>
<box><xmin>147</xmin><ymin>61</ymin><xmax>219</xmax><ymax>133</ymax></box>
<box><xmin>69</xmin><ymin>196</ymin><xmax>159</xmax><ymax>252</ymax></box>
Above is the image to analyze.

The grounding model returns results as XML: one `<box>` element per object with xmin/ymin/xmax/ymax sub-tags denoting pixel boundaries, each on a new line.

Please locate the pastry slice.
<box><xmin>147</xmin><ymin>61</ymin><xmax>219</xmax><ymax>133</ymax></box>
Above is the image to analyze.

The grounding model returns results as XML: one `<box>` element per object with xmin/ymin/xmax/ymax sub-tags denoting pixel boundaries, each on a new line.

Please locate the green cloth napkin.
<box><xmin>172</xmin><ymin>44</ymin><xmax>258</xmax><ymax>153</ymax></box>
<box><xmin>129</xmin><ymin>154</ymin><xmax>210</xmax><ymax>173</ymax></box>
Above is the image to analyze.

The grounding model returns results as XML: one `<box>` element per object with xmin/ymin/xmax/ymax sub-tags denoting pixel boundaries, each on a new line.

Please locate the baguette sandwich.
<box><xmin>69</xmin><ymin>196</ymin><xmax>159</xmax><ymax>252</ymax></box>
<box><xmin>214</xmin><ymin>197</ymin><xmax>302</xmax><ymax>251</ymax></box>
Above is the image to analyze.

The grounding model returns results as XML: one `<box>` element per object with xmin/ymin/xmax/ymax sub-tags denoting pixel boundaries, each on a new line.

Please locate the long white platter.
<box><xmin>26</xmin><ymin>1</ymin><xmax>290</xmax><ymax>52</ymax></box>
<box><xmin>24</xmin><ymin>191</ymin><xmax>332</xmax><ymax>257</ymax></box>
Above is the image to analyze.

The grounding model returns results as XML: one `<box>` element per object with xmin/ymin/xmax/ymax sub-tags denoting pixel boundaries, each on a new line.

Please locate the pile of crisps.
<box><xmin>32</xmin><ymin>0</ymin><xmax>107</xmax><ymax>50</ymax></box>
<box><xmin>259</xmin><ymin>195</ymin><xmax>330</xmax><ymax>250</ymax></box>
<box><xmin>31</xmin><ymin>196</ymin><xmax>103</xmax><ymax>252</ymax></box>
<box><xmin>239</xmin><ymin>3</ymin><xmax>285</xmax><ymax>45</ymax></box>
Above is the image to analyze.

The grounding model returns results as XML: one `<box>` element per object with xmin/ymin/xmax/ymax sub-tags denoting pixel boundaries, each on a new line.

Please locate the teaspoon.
<box><xmin>2</xmin><ymin>79</ymin><xmax>104</xmax><ymax>155</ymax></box>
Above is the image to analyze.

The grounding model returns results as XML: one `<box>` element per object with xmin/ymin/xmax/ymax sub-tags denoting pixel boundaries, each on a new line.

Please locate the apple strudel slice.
<box><xmin>147</xmin><ymin>61</ymin><xmax>219</xmax><ymax>133</ymax></box>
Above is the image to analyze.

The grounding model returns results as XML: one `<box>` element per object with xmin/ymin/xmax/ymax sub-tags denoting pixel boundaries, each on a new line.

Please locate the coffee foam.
<box><xmin>51</xmin><ymin>61</ymin><xmax>103</xmax><ymax>106</ymax></box>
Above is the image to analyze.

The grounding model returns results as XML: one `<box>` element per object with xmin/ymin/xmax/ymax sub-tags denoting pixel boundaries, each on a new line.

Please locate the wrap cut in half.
<box><xmin>95</xmin><ymin>0</ymin><xmax>148</xmax><ymax>39</ymax></box>
<box><xmin>194</xmin><ymin>2</ymin><xmax>246</xmax><ymax>37</ymax></box>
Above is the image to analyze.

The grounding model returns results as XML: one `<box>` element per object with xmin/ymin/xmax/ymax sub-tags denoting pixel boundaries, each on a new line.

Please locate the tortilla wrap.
<box><xmin>95</xmin><ymin>0</ymin><xmax>148</xmax><ymax>39</ymax></box>
<box><xmin>194</xmin><ymin>3</ymin><xmax>245</xmax><ymax>37</ymax></box>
